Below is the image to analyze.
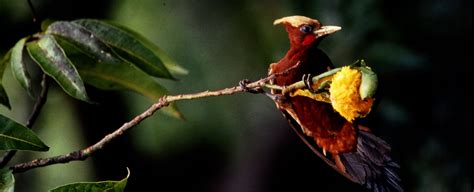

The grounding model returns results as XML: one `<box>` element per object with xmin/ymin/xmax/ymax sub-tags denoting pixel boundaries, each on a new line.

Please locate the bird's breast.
<box><xmin>269</xmin><ymin>47</ymin><xmax>357</xmax><ymax>154</ymax></box>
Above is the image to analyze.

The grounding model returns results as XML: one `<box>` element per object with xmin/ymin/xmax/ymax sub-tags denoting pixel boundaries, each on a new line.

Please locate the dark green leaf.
<box><xmin>0</xmin><ymin>169</ymin><xmax>14</xmax><ymax>192</ymax></box>
<box><xmin>73</xmin><ymin>19</ymin><xmax>187</xmax><ymax>77</ymax></box>
<box><xmin>47</xmin><ymin>20</ymin><xmax>173</xmax><ymax>78</ymax></box>
<box><xmin>26</xmin><ymin>34</ymin><xmax>89</xmax><ymax>102</ymax></box>
<box><xmin>0</xmin><ymin>114</ymin><xmax>49</xmax><ymax>151</ymax></box>
<box><xmin>50</xmin><ymin>167</ymin><xmax>129</xmax><ymax>192</ymax></box>
<box><xmin>45</xmin><ymin>21</ymin><xmax>120</xmax><ymax>63</ymax></box>
<box><xmin>54</xmin><ymin>35</ymin><xmax>182</xmax><ymax>119</ymax></box>
<box><xmin>0</xmin><ymin>49</ymin><xmax>12</xmax><ymax>109</ymax></box>
<box><xmin>11</xmin><ymin>37</ymin><xmax>34</xmax><ymax>97</ymax></box>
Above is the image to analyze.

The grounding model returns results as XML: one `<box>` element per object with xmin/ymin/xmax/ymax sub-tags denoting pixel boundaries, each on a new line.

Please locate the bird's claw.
<box><xmin>302</xmin><ymin>74</ymin><xmax>316</xmax><ymax>93</ymax></box>
<box><xmin>239</xmin><ymin>79</ymin><xmax>263</xmax><ymax>94</ymax></box>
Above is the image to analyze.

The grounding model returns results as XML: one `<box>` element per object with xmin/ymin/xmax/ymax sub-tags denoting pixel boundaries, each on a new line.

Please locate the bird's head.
<box><xmin>274</xmin><ymin>15</ymin><xmax>341</xmax><ymax>47</ymax></box>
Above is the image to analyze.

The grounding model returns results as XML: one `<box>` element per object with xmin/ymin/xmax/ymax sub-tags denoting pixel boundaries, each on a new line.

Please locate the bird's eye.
<box><xmin>299</xmin><ymin>25</ymin><xmax>313</xmax><ymax>34</ymax></box>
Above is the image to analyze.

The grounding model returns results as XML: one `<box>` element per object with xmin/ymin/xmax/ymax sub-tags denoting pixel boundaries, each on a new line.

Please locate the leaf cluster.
<box><xmin>0</xmin><ymin>19</ymin><xmax>188</xmax><ymax>191</ymax></box>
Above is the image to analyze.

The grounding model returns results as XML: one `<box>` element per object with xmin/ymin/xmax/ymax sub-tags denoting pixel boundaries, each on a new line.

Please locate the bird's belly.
<box><xmin>289</xmin><ymin>96</ymin><xmax>357</xmax><ymax>154</ymax></box>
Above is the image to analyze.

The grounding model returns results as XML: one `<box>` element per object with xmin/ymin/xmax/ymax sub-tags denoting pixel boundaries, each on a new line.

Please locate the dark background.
<box><xmin>0</xmin><ymin>0</ymin><xmax>471</xmax><ymax>191</ymax></box>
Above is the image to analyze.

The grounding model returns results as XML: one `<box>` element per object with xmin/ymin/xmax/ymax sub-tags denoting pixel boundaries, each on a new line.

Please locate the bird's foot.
<box><xmin>302</xmin><ymin>74</ymin><xmax>316</xmax><ymax>92</ymax></box>
<box><xmin>303</xmin><ymin>74</ymin><xmax>332</xmax><ymax>94</ymax></box>
<box><xmin>239</xmin><ymin>79</ymin><xmax>263</xmax><ymax>94</ymax></box>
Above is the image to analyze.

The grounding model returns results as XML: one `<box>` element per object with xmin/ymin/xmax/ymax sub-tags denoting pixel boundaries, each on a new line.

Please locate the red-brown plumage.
<box><xmin>291</xmin><ymin>96</ymin><xmax>357</xmax><ymax>154</ymax></box>
<box><xmin>269</xmin><ymin>16</ymin><xmax>402</xmax><ymax>192</ymax></box>
<box><xmin>269</xmin><ymin>20</ymin><xmax>356</xmax><ymax>154</ymax></box>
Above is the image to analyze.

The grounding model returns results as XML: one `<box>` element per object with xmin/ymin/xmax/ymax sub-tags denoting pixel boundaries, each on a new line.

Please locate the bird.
<box><xmin>268</xmin><ymin>15</ymin><xmax>402</xmax><ymax>192</ymax></box>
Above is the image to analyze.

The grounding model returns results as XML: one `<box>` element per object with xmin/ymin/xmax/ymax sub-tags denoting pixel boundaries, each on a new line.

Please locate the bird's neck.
<box><xmin>281</xmin><ymin>44</ymin><xmax>318</xmax><ymax>69</ymax></box>
<box><xmin>272</xmin><ymin>44</ymin><xmax>320</xmax><ymax>86</ymax></box>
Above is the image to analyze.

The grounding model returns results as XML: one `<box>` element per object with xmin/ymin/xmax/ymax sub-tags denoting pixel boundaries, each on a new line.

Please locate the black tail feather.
<box><xmin>340</xmin><ymin>130</ymin><xmax>403</xmax><ymax>192</ymax></box>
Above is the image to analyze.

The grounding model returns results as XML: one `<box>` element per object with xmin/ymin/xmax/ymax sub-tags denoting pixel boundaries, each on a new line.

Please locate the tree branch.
<box><xmin>0</xmin><ymin>74</ymin><xmax>49</xmax><ymax>168</ymax></box>
<box><xmin>10</xmin><ymin>61</ymin><xmax>316</xmax><ymax>173</ymax></box>
<box><xmin>10</xmin><ymin>74</ymin><xmax>277</xmax><ymax>173</ymax></box>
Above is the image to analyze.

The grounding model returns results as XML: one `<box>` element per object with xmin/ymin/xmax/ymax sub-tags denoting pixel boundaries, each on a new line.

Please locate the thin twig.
<box><xmin>0</xmin><ymin>74</ymin><xmax>50</xmax><ymax>168</ymax></box>
<box><xmin>10</xmin><ymin>74</ymin><xmax>277</xmax><ymax>173</ymax></box>
<box><xmin>26</xmin><ymin>74</ymin><xmax>50</xmax><ymax>127</ymax></box>
<box><xmin>27</xmin><ymin>0</ymin><xmax>38</xmax><ymax>23</ymax></box>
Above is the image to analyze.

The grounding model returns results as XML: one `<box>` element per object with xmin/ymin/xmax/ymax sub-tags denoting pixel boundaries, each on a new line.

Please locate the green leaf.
<box><xmin>47</xmin><ymin>20</ymin><xmax>174</xmax><ymax>78</ymax></box>
<box><xmin>54</xmin><ymin>35</ymin><xmax>182</xmax><ymax>119</ymax></box>
<box><xmin>26</xmin><ymin>34</ymin><xmax>89</xmax><ymax>102</ymax></box>
<box><xmin>11</xmin><ymin>37</ymin><xmax>35</xmax><ymax>97</ymax></box>
<box><xmin>50</xmin><ymin>167</ymin><xmax>130</xmax><ymax>192</ymax></box>
<box><xmin>0</xmin><ymin>49</ymin><xmax>12</xmax><ymax>109</ymax></box>
<box><xmin>0</xmin><ymin>169</ymin><xmax>14</xmax><ymax>192</ymax></box>
<box><xmin>45</xmin><ymin>21</ymin><xmax>120</xmax><ymax>63</ymax></box>
<box><xmin>359</xmin><ymin>66</ymin><xmax>378</xmax><ymax>100</ymax></box>
<box><xmin>73</xmin><ymin>19</ymin><xmax>188</xmax><ymax>77</ymax></box>
<box><xmin>0</xmin><ymin>114</ymin><xmax>49</xmax><ymax>151</ymax></box>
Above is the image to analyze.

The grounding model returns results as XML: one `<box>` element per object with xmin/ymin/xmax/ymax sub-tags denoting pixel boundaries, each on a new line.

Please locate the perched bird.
<box><xmin>268</xmin><ymin>16</ymin><xmax>402</xmax><ymax>192</ymax></box>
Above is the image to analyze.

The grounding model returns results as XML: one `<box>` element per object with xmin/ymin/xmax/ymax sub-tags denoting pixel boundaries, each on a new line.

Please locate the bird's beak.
<box><xmin>314</xmin><ymin>26</ymin><xmax>342</xmax><ymax>36</ymax></box>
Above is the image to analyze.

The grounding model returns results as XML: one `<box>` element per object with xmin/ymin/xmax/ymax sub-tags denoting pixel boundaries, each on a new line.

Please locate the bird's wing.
<box><xmin>278</xmin><ymin>108</ymin><xmax>358</xmax><ymax>183</ymax></box>
<box><xmin>279</xmin><ymin>105</ymin><xmax>403</xmax><ymax>191</ymax></box>
<box><xmin>276</xmin><ymin>98</ymin><xmax>403</xmax><ymax>192</ymax></box>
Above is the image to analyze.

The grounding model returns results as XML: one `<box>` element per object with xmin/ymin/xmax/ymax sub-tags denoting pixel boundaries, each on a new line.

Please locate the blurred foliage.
<box><xmin>0</xmin><ymin>0</ymin><xmax>471</xmax><ymax>192</ymax></box>
<box><xmin>0</xmin><ymin>169</ymin><xmax>14</xmax><ymax>192</ymax></box>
